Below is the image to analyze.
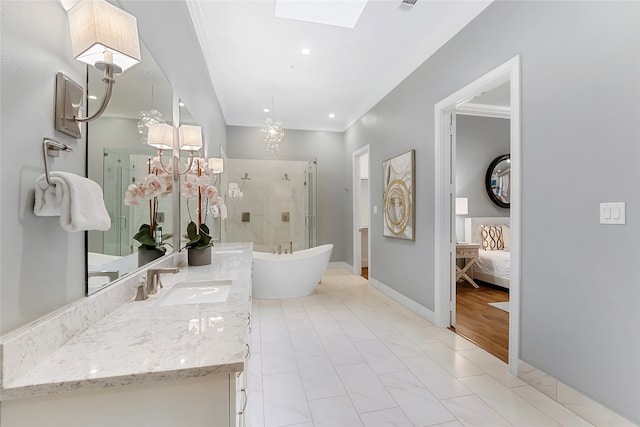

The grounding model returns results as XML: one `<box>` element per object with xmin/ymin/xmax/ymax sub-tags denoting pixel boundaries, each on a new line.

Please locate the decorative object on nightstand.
<box><xmin>456</xmin><ymin>243</ymin><xmax>481</xmax><ymax>288</ymax></box>
<box><xmin>455</xmin><ymin>197</ymin><xmax>469</xmax><ymax>242</ymax></box>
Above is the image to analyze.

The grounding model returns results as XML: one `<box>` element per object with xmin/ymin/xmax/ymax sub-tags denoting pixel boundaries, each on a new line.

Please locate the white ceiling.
<box><xmin>186</xmin><ymin>0</ymin><xmax>493</xmax><ymax>133</ymax></box>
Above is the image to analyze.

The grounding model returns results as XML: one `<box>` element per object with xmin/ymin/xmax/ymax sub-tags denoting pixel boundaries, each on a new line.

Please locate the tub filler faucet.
<box><xmin>289</xmin><ymin>241</ymin><xmax>293</xmax><ymax>254</ymax></box>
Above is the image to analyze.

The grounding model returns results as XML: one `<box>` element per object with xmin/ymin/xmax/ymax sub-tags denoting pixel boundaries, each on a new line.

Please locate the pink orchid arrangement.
<box><xmin>124</xmin><ymin>157</ymin><xmax>173</xmax><ymax>252</ymax></box>
<box><xmin>181</xmin><ymin>157</ymin><xmax>218</xmax><ymax>249</ymax></box>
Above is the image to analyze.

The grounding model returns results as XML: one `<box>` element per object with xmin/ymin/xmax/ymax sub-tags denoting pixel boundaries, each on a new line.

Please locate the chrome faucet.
<box><xmin>289</xmin><ymin>241</ymin><xmax>293</xmax><ymax>254</ymax></box>
<box><xmin>145</xmin><ymin>267</ymin><xmax>179</xmax><ymax>295</ymax></box>
<box><xmin>278</xmin><ymin>245</ymin><xmax>282</xmax><ymax>255</ymax></box>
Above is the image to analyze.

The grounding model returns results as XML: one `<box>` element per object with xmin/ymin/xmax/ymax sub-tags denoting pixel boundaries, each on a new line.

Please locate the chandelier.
<box><xmin>261</xmin><ymin>117</ymin><xmax>284</xmax><ymax>153</ymax></box>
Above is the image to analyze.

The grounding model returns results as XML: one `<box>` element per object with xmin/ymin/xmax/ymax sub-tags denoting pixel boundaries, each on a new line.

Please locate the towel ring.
<box><xmin>42</xmin><ymin>138</ymin><xmax>73</xmax><ymax>187</ymax></box>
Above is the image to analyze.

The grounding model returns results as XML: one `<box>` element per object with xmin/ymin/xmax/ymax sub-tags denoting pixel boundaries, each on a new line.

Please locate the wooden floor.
<box><xmin>361</xmin><ymin>267</ymin><xmax>368</xmax><ymax>279</ymax></box>
<box><xmin>451</xmin><ymin>280</ymin><xmax>509</xmax><ymax>362</ymax></box>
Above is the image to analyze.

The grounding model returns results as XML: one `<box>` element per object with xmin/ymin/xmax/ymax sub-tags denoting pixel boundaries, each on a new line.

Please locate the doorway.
<box><xmin>353</xmin><ymin>145</ymin><xmax>371</xmax><ymax>279</ymax></box>
<box><xmin>434</xmin><ymin>56</ymin><xmax>521</xmax><ymax>375</ymax></box>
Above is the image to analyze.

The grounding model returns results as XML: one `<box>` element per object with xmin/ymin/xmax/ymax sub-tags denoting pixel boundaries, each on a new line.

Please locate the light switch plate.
<box><xmin>373</xmin><ymin>205</ymin><xmax>378</xmax><ymax>214</ymax></box>
<box><xmin>600</xmin><ymin>202</ymin><xmax>625</xmax><ymax>224</ymax></box>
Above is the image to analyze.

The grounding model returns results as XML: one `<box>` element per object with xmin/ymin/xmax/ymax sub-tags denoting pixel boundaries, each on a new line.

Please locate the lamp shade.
<box><xmin>146</xmin><ymin>123</ymin><xmax>173</xmax><ymax>150</ymax></box>
<box><xmin>68</xmin><ymin>0</ymin><xmax>141</xmax><ymax>73</ymax></box>
<box><xmin>455</xmin><ymin>197</ymin><xmax>469</xmax><ymax>215</ymax></box>
<box><xmin>208</xmin><ymin>157</ymin><xmax>224</xmax><ymax>174</ymax></box>
<box><xmin>179</xmin><ymin>125</ymin><xmax>203</xmax><ymax>151</ymax></box>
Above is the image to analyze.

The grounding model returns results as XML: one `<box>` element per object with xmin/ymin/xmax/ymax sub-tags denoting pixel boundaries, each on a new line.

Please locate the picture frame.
<box><xmin>382</xmin><ymin>149</ymin><xmax>415</xmax><ymax>240</ymax></box>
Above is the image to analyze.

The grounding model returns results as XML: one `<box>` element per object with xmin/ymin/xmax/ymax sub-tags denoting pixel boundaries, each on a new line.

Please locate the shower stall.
<box><xmin>221</xmin><ymin>158</ymin><xmax>317</xmax><ymax>252</ymax></box>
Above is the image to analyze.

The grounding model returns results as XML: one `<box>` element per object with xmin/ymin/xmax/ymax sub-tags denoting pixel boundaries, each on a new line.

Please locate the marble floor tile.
<box><xmin>289</xmin><ymin>330</ymin><xmax>326</xmax><ymax>359</ymax></box>
<box><xmin>418</xmin><ymin>341</ymin><xmax>485</xmax><ymax>378</ymax></box>
<box><xmin>246</xmin><ymin>390</ymin><xmax>264</xmax><ymax>427</ymax></box>
<box><xmin>358</xmin><ymin>407</ymin><xmax>414</xmax><ymax>427</ymax></box>
<box><xmin>308</xmin><ymin>395</ymin><xmax>364</xmax><ymax>427</ymax></box>
<box><xmin>252</xmin><ymin>269</ymin><xmax>630</xmax><ymax>427</ymax></box>
<box><xmin>458</xmin><ymin>347</ymin><xmax>527</xmax><ymax>388</ymax></box>
<box><xmin>320</xmin><ymin>334</ymin><xmax>364</xmax><ymax>366</ymax></box>
<box><xmin>379</xmin><ymin>370</ymin><xmax>457</xmax><ymax>426</ymax></box>
<box><xmin>297</xmin><ymin>355</ymin><xmax>346</xmax><ymax>400</ymax></box>
<box><xmin>374</xmin><ymin>328</ymin><xmax>425</xmax><ymax>358</ymax></box>
<box><xmin>459</xmin><ymin>374</ymin><xmax>561</xmax><ymax>426</ymax></box>
<box><xmin>337</xmin><ymin>318</ymin><xmax>377</xmax><ymax>342</ymax></box>
<box><xmin>441</xmin><ymin>395</ymin><xmax>511</xmax><ymax>426</ymax></box>
<box><xmin>512</xmin><ymin>385</ymin><xmax>594</xmax><ymax>426</ymax></box>
<box><xmin>335</xmin><ymin>363</ymin><xmax>397</xmax><ymax>413</ymax></box>
<box><xmin>261</xmin><ymin>338</ymin><xmax>298</xmax><ymax>375</ymax></box>
<box><xmin>247</xmin><ymin>351</ymin><xmax>263</xmax><ymax>392</ymax></box>
<box><xmin>354</xmin><ymin>340</ymin><xmax>406</xmax><ymax>374</ymax></box>
<box><xmin>401</xmin><ymin>355</ymin><xmax>474</xmax><ymax>400</ymax></box>
<box><xmin>263</xmin><ymin>371</ymin><xmax>312</xmax><ymax>427</ymax></box>
<box><xmin>556</xmin><ymin>382</ymin><xmax>636</xmax><ymax>427</ymax></box>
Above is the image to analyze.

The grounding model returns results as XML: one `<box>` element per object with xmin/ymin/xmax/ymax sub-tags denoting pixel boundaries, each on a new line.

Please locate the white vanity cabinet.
<box><xmin>0</xmin><ymin>244</ymin><xmax>254</xmax><ymax>427</ymax></box>
<box><xmin>2</xmin><ymin>373</ymin><xmax>238</xmax><ymax>427</ymax></box>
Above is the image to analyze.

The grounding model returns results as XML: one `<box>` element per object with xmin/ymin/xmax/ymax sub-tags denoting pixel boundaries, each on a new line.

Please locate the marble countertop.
<box><xmin>1</xmin><ymin>244</ymin><xmax>253</xmax><ymax>400</ymax></box>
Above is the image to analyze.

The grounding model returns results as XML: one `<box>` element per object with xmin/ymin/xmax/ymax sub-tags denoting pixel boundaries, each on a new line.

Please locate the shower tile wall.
<box><xmin>223</xmin><ymin>159</ymin><xmax>309</xmax><ymax>252</ymax></box>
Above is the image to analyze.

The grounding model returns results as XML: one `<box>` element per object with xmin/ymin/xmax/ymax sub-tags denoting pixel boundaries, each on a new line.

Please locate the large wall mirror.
<box><xmin>86</xmin><ymin>41</ymin><xmax>174</xmax><ymax>295</ymax></box>
<box><xmin>485</xmin><ymin>153</ymin><xmax>511</xmax><ymax>209</ymax></box>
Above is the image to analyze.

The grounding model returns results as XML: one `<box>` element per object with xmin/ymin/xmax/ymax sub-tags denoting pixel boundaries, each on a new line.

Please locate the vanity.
<box><xmin>0</xmin><ymin>244</ymin><xmax>252</xmax><ymax>427</ymax></box>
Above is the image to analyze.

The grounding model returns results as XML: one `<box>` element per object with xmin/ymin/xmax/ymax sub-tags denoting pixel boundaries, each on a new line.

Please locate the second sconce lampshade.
<box><xmin>179</xmin><ymin>125</ymin><xmax>203</xmax><ymax>151</ymax></box>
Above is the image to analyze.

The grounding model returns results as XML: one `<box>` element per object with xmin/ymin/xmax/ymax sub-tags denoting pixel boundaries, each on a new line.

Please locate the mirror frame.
<box><xmin>485</xmin><ymin>153</ymin><xmax>510</xmax><ymax>209</ymax></box>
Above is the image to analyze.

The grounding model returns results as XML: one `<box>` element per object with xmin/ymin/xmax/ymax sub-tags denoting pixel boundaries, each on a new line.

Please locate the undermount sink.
<box><xmin>160</xmin><ymin>280</ymin><xmax>232</xmax><ymax>306</ymax></box>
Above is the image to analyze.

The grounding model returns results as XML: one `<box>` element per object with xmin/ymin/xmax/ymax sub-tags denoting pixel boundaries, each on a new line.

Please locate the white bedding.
<box><xmin>464</xmin><ymin>217</ymin><xmax>511</xmax><ymax>289</ymax></box>
<box><xmin>475</xmin><ymin>249</ymin><xmax>510</xmax><ymax>283</ymax></box>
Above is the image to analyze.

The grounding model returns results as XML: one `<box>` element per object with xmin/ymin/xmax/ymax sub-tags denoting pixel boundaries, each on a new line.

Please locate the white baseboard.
<box><xmin>328</xmin><ymin>261</ymin><xmax>352</xmax><ymax>271</ymax></box>
<box><xmin>369</xmin><ymin>277</ymin><xmax>435</xmax><ymax>324</ymax></box>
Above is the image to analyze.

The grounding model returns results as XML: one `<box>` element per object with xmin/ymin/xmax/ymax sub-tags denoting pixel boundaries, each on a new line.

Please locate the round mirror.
<box><xmin>485</xmin><ymin>154</ymin><xmax>510</xmax><ymax>209</ymax></box>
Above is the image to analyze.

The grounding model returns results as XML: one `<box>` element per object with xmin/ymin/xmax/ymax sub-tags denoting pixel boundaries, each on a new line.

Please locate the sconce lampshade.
<box><xmin>455</xmin><ymin>197</ymin><xmax>469</xmax><ymax>215</ymax></box>
<box><xmin>67</xmin><ymin>0</ymin><xmax>141</xmax><ymax>73</ymax></box>
<box><xmin>208</xmin><ymin>157</ymin><xmax>224</xmax><ymax>174</ymax></box>
<box><xmin>146</xmin><ymin>123</ymin><xmax>173</xmax><ymax>150</ymax></box>
<box><xmin>179</xmin><ymin>125</ymin><xmax>203</xmax><ymax>151</ymax></box>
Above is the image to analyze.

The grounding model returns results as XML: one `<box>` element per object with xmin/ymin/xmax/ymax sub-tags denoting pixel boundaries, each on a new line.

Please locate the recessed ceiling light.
<box><xmin>88</xmin><ymin>95</ymin><xmax>97</xmax><ymax>100</ymax></box>
<box><xmin>328</xmin><ymin>113</ymin><xmax>335</xmax><ymax>118</ymax></box>
<box><xmin>179</xmin><ymin>102</ymin><xmax>185</xmax><ymax>107</ymax></box>
<box><xmin>264</xmin><ymin>108</ymin><xmax>270</xmax><ymax>113</ymax></box>
<box><xmin>301</xmin><ymin>48</ymin><xmax>311</xmax><ymax>55</ymax></box>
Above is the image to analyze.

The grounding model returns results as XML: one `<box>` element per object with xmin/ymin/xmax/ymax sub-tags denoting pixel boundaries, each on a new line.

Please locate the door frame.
<box><xmin>352</xmin><ymin>145</ymin><xmax>371</xmax><ymax>276</ymax></box>
<box><xmin>434</xmin><ymin>56</ymin><xmax>521</xmax><ymax>374</ymax></box>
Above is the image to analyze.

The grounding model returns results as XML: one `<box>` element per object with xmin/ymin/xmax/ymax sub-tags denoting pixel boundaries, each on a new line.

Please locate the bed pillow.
<box><xmin>502</xmin><ymin>225</ymin><xmax>511</xmax><ymax>250</ymax></box>
<box><xmin>481</xmin><ymin>225</ymin><xmax>504</xmax><ymax>250</ymax></box>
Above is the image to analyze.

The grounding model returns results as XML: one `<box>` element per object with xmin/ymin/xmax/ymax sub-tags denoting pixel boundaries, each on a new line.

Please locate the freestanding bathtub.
<box><xmin>252</xmin><ymin>244</ymin><xmax>333</xmax><ymax>299</ymax></box>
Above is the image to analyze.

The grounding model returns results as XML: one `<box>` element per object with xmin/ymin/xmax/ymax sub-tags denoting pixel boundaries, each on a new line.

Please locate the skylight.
<box><xmin>275</xmin><ymin>0</ymin><xmax>369</xmax><ymax>29</ymax></box>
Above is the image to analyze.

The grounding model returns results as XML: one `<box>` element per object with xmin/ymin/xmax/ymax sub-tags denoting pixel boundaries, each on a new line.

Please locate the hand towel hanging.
<box><xmin>34</xmin><ymin>172</ymin><xmax>111</xmax><ymax>232</ymax></box>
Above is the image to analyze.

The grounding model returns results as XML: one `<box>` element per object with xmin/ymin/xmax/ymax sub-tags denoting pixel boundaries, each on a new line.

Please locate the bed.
<box><xmin>464</xmin><ymin>217</ymin><xmax>511</xmax><ymax>289</ymax></box>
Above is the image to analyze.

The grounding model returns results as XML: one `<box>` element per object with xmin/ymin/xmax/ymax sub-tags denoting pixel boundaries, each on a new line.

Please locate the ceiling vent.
<box><xmin>399</xmin><ymin>0</ymin><xmax>417</xmax><ymax>11</ymax></box>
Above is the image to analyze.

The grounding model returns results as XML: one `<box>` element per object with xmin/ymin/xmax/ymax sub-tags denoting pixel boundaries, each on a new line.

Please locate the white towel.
<box><xmin>34</xmin><ymin>172</ymin><xmax>111</xmax><ymax>232</ymax></box>
<box><xmin>220</xmin><ymin>204</ymin><xmax>228</xmax><ymax>220</ymax></box>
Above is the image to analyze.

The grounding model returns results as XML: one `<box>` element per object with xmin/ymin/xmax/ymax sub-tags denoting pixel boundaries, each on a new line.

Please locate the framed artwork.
<box><xmin>382</xmin><ymin>149</ymin><xmax>415</xmax><ymax>240</ymax></box>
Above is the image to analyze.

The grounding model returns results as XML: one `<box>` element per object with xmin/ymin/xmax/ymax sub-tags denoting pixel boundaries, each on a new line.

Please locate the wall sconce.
<box><xmin>55</xmin><ymin>0</ymin><xmax>141</xmax><ymax>139</ymax></box>
<box><xmin>207</xmin><ymin>158</ymin><xmax>224</xmax><ymax>174</ymax></box>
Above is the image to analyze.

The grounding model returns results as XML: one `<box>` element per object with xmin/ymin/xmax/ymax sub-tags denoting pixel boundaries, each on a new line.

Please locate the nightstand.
<box><xmin>456</xmin><ymin>243</ymin><xmax>481</xmax><ymax>288</ymax></box>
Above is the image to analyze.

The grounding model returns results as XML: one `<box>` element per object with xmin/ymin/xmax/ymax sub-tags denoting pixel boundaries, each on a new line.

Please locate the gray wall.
<box><xmin>226</xmin><ymin>126</ymin><xmax>348</xmax><ymax>262</ymax></box>
<box><xmin>455</xmin><ymin>115</ymin><xmax>510</xmax><ymax>238</ymax></box>
<box><xmin>344</xmin><ymin>1</ymin><xmax>639</xmax><ymax>422</ymax></box>
<box><xmin>0</xmin><ymin>0</ymin><xmax>227</xmax><ymax>334</ymax></box>
<box><xmin>1</xmin><ymin>0</ymin><xmax>87</xmax><ymax>334</ymax></box>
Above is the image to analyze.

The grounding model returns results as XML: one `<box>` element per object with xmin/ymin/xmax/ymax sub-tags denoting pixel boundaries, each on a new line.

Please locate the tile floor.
<box><xmin>245</xmin><ymin>269</ymin><xmax>596</xmax><ymax>427</ymax></box>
